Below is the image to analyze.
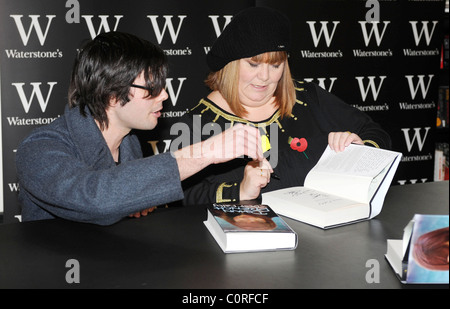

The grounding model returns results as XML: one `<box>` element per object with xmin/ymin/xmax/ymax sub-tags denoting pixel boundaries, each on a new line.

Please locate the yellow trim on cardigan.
<box><xmin>216</xmin><ymin>182</ymin><xmax>233</xmax><ymax>203</ymax></box>
<box><xmin>190</xmin><ymin>82</ymin><xmax>307</xmax><ymax>131</ymax></box>
<box><xmin>362</xmin><ymin>140</ymin><xmax>380</xmax><ymax>148</ymax></box>
<box><xmin>198</xmin><ymin>98</ymin><xmax>282</xmax><ymax>128</ymax></box>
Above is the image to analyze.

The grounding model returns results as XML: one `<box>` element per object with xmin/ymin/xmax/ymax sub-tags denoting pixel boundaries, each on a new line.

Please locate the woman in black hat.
<box><xmin>175</xmin><ymin>7</ymin><xmax>391</xmax><ymax>205</ymax></box>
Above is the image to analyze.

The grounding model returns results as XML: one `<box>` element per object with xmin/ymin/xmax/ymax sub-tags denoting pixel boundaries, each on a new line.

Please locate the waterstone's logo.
<box><xmin>67</xmin><ymin>0</ymin><xmax>193</xmax><ymax>56</ymax></box>
<box><xmin>301</xmin><ymin>20</ymin><xmax>343</xmax><ymax>58</ymax></box>
<box><xmin>7</xmin><ymin>15</ymin><xmax>62</xmax><ymax>59</ymax></box>
<box><xmin>7</xmin><ymin>82</ymin><xmax>61</xmax><ymax>126</ymax></box>
<box><xmin>404</xmin><ymin>21</ymin><xmax>440</xmax><ymax>57</ymax></box>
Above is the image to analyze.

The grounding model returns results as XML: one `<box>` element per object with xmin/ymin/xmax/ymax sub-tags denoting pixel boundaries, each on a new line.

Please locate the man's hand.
<box><xmin>174</xmin><ymin>124</ymin><xmax>264</xmax><ymax>181</ymax></box>
<box><xmin>129</xmin><ymin>206</ymin><xmax>157</xmax><ymax>218</ymax></box>
<box><xmin>202</xmin><ymin>124</ymin><xmax>264</xmax><ymax>164</ymax></box>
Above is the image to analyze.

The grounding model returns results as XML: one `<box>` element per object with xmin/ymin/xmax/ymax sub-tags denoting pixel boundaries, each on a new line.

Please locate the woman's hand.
<box><xmin>328</xmin><ymin>131</ymin><xmax>363</xmax><ymax>152</ymax></box>
<box><xmin>239</xmin><ymin>158</ymin><xmax>273</xmax><ymax>201</ymax></box>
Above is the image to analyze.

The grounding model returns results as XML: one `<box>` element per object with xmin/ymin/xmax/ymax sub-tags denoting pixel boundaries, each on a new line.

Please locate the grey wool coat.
<box><xmin>16</xmin><ymin>105</ymin><xmax>183</xmax><ymax>225</ymax></box>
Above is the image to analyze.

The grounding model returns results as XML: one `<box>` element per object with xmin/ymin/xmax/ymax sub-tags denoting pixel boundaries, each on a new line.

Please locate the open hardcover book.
<box><xmin>385</xmin><ymin>214</ymin><xmax>449</xmax><ymax>284</ymax></box>
<box><xmin>262</xmin><ymin>144</ymin><xmax>402</xmax><ymax>229</ymax></box>
<box><xmin>204</xmin><ymin>203</ymin><xmax>298</xmax><ymax>253</ymax></box>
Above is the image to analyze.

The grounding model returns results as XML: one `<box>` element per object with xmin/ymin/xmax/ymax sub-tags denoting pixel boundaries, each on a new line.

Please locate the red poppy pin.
<box><xmin>289</xmin><ymin>137</ymin><xmax>309</xmax><ymax>159</ymax></box>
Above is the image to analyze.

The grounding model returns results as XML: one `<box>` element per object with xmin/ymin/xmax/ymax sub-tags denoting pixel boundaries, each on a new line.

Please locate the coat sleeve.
<box><xmin>172</xmin><ymin>111</ymin><xmax>243</xmax><ymax>206</ymax></box>
<box><xmin>181</xmin><ymin>161</ymin><xmax>244</xmax><ymax>206</ymax></box>
<box><xmin>16</xmin><ymin>132</ymin><xmax>184</xmax><ymax>225</ymax></box>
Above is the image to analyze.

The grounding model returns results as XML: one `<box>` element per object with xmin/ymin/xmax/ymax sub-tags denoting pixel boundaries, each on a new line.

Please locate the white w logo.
<box><xmin>355</xmin><ymin>76</ymin><xmax>386</xmax><ymax>101</ymax></box>
<box><xmin>401</xmin><ymin>127</ymin><xmax>430</xmax><ymax>152</ymax></box>
<box><xmin>10</xmin><ymin>15</ymin><xmax>55</xmax><ymax>46</ymax></box>
<box><xmin>306</xmin><ymin>21</ymin><xmax>340</xmax><ymax>47</ymax></box>
<box><xmin>303</xmin><ymin>77</ymin><xmax>337</xmax><ymax>92</ymax></box>
<box><xmin>208</xmin><ymin>15</ymin><xmax>233</xmax><ymax>37</ymax></box>
<box><xmin>405</xmin><ymin>75</ymin><xmax>434</xmax><ymax>100</ymax></box>
<box><xmin>409</xmin><ymin>21</ymin><xmax>438</xmax><ymax>46</ymax></box>
<box><xmin>82</xmin><ymin>15</ymin><xmax>123</xmax><ymax>39</ymax></box>
<box><xmin>147</xmin><ymin>15</ymin><xmax>187</xmax><ymax>44</ymax></box>
<box><xmin>359</xmin><ymin>21</ymin><xmax>390</xmax><ymax>47</ymax></box>
<box><xmin>165</xmin><ymin>78</ymin><xmax>187</xmax><ymax>107</ymax></box>
<box><xmin>12</xmin><ymin>82</ymin><xmax>57</xmax><ymax>113</ymax></box>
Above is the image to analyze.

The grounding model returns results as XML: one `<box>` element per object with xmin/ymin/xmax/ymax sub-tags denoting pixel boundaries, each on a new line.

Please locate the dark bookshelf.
<box><xmin>434</xmin><ymin>8</ymin><xmax>449</xmax><ymax>181</ymax></box>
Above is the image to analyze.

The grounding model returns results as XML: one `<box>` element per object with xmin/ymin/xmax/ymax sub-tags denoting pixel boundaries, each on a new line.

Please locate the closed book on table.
<box><xmin>204</xmin><ymin>203</ymin><xmax>298</xmax><ymax>253</ymax></box>
<box><xmin>385</xmin><ymin>214</ymin><xmax>449</xmax><ymax>284</ymax></box>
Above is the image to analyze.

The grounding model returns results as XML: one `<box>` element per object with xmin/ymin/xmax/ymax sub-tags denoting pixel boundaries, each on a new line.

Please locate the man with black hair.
<box><xmin>16</xmin><ymin>32</ymin><xmax>264</xmax><ymax>225</ymax></box>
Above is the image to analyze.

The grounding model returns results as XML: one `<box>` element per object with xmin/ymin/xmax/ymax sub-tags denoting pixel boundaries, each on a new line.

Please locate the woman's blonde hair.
<box><xmin>205</xmin><ymin>51</ymin><xmax>295</xmax><ymax>119</ymax></box>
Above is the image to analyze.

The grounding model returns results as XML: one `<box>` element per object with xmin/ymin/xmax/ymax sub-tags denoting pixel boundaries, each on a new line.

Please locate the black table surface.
<box><xmin>0</xmin><ymin>181</ymin><xmax>448</xmax><ymax>289</ymax></box>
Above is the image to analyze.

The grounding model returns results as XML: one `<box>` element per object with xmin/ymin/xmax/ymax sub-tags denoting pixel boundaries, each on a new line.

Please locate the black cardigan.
<box><xmin>174</xmin><ymin>81</ymin><xmax>391</xmax><ymax>206</ymax></box>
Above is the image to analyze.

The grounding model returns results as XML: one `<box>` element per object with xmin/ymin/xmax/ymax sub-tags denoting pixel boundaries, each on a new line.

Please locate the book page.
<box><xmin>305</xmin><ymin>144</ymin><xmax>400</xmax><ymax>203</ymax></box>
<box><xmin>305</xmin><ymin>171</ymin><xmax>372</xmax><ymax>203</ymax></box>
<box><xmin>278</xmin><ymin>187</ymin><xmax>359</xmax><ymax>211</ymax></box>
<box><xmin>311</xmin><ymin>144</ymin><xmax>398</xmax><ymax>177</ymax></box>
<box><xmin>262</xmin><ymin>186</ymin><xmax>370</xmax><ymax>228</ymax></box>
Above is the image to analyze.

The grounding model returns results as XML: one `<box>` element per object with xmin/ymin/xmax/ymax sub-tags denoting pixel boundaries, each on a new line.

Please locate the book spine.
<box><xmin>401</xmin><ymin>260</ymin><xmax>408</xmax><ymax>281</ymax></box>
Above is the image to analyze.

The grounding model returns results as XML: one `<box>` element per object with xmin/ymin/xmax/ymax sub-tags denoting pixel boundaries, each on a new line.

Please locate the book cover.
<box><xmin>204</xmin><ymin>203</ymin><xmax>298</xmax><ymax>253</ymax></box>
<box><xmin>208</xmin><ymin>203</ymin><xmax>294</xmax><ymax>233</ymax></box>
<box><xmin>386</xmin><ymin>214</ymin><xmax>449</xmax><ymax>284</ymax></box>
<box><xmin>405</xmin><ymin>214</ymin><xmax>449</xmax><ymax>284</ymax></box>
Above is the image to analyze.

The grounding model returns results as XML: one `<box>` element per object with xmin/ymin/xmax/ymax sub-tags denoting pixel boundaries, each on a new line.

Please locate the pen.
<box><xmin>271</xmin><ymin>172</ymin><xmax>281</xmax><ymax>180</ymax></box>
<box><xmin>242</xmin><ymin>157</ymin><xmax>281</xmax><ymax>180</ymax></box>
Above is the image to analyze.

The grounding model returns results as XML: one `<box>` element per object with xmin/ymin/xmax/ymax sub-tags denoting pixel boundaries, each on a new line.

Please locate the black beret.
<box><xmin>207</xmin><ymin>7</ymin><xmax>291</xmax><ymax>72</ymax></box>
